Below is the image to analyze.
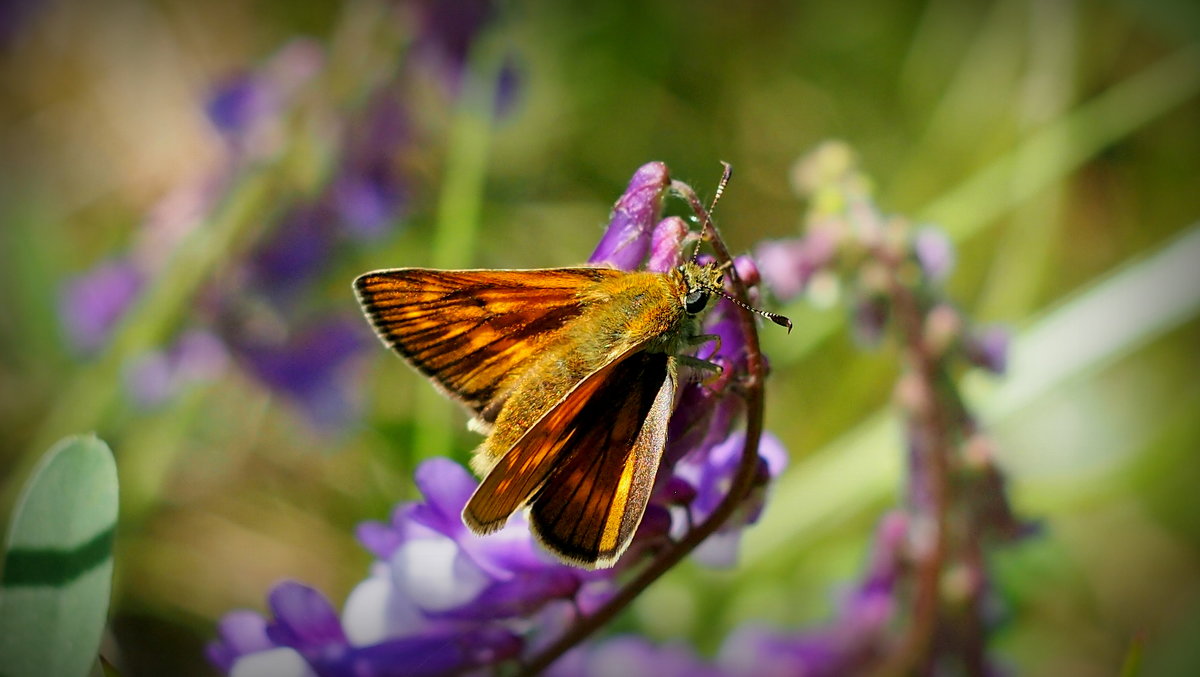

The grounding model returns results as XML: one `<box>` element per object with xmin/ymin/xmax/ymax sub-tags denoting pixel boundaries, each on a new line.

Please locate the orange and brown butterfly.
<box><xmin>352</xmin><ymin>172</ymin><xmax>789</xmax><ymax>569</ymax></box>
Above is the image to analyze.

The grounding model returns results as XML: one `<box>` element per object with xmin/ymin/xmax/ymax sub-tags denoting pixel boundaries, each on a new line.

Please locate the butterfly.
<box><xmin>354</xmin><ymin>171</ymin><xmax>789</xmax><ymax>568</ymax></box>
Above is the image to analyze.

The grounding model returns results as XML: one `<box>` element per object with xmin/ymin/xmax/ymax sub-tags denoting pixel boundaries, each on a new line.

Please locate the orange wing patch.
<box><xmin>354</xmin><ymin>267</ymin><xmax>620</xmax><ymax>419</ymax></box>
<box><xmin>463</xmin><ymin>350</ymin><xmax>675</xmax><ymax>568</ymax></box>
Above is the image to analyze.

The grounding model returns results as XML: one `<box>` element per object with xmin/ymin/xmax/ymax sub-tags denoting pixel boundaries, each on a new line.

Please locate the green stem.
<box><xmin>28</xmin><ymin>164</ymin><xmax>288</xmax><ymax>456</ymax></box>
<box><xmin>8</xmin><ymin>1</ymin><xmax>401</xmax><ymax>507</ymax></box>
<box><xmin>411</xmin><ymin>47</ymin><xmax>502</xmax><ymax>462</ymax></box>
<box><xmin>0</xmin><ymin>160</ymin><xmax>298</xmax><ymax>520</ymax></box>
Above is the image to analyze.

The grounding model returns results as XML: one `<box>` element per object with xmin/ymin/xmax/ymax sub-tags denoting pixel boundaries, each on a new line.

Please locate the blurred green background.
<box><xmin>1</xmin><ymin>0</ymin><xmax>1198</xmax><ymax>675</ymax></box>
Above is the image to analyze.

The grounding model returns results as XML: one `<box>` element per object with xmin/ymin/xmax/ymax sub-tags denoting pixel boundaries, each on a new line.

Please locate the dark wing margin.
<box><xmin>463</xmin><ymin>350</ymin><xmax>675</xmax><ymax>569</ymax></box>
<box><xmin>353</xmin><ymin>267</ymin><xmax>619</xmax><ymax>419</ymax></box>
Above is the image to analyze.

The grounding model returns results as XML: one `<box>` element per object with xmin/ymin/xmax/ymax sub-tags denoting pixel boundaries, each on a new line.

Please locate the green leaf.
<box><xmin>0</xmin><ymin>435</ymin><xmax>118</xmax><ymax>677</ymax></box>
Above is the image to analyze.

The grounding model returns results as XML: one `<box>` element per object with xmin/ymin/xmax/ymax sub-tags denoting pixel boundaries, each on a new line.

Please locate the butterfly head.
<box><xmin>677</xmin><ymin>261</ymin><xmax>725</xmax><ymax>316</ymax></box>
<box><xmin>676</xmin><ymin>260</ymin><xmax>793</xmax><ymax>332</ymax></box>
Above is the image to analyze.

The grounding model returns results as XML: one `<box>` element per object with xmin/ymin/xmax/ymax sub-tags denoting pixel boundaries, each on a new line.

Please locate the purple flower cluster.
<box><xmin>57</xmin><ymin>4</ymin><xmax>514</xmax><ymax>428</ymax></box>
<box><xmin>204</xmin><ymin>42</ymin><xmax>413</xmax><ymax>428</ymax></box>
<box><xmin>209</xmin><ymin>459</ymin><xmax>547</xmax><ymax>677</ymax></box>
<box><xmin>208</xmin><ymin>454</ymin><xmax>788</xmax><ymax>676</ymax></box>
<box><xmin>756</xmin><ymin>142</ymin><xmax>1012</xmax><ymax>377</ymax></box>
<box><xmin>210</xmin><ymin>162</ymin><xmax>791</xmax><ymax>676</ymax></box>
<box><xmin>748</xmin><ymin>141</ymin><xmax>1029</xmax><ymax>673</ymax></box>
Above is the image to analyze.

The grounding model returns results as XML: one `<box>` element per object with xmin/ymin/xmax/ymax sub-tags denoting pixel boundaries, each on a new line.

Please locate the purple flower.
<box><xmin>265</xmin><ymin>583</ymin><xmax>350</xmax><ymax>662</ymax></box>
<box><xmin>671</xmin><ymin>430</ymin><xmax>788</xmax><ymax>568</ymax></box>
<box><xmin>720</xmin><ymin>626</ymin><xmax>843</xmax><ymax>677</ymax></box>
<box><xmin>589</xmin><ymin>161</ymin><xmax>671</xmax><ymax>270</ymax></box>
<box><xmin>754</xmin><ymin>227</ymin><xmax>840</xmax><ymax>302</ymax></box>
<box><xmin>212</xmin><ymin>459</ymin><xmax>579</xmax><ymax>676</ymax></box>
<box><xmin>207</xmin><ymin>610</ymin><xmax>273</xmax><ymax>673</ymax></box>
<box><xmin>331</xmin><ymin>93</ymin><xmax>411</xmax><ymax>239</ymax></box>
<box><xmin>410</xmin><ymin>0</ymin><xmax>498</xmax><ymax>94</ymax></box>
<box><xmin>352</xmin><ymin>459</ymin><xmax>586</xmax><ymax>612</ymax></box>
<box><xmin>647</xmin><ymin>216</ymin><xmax>689</xmax><ymax>273</ymax></box>
<box><xmin>965</xmin><ymin>325</ymin><xmax>1011</xmax><ymax>375</ymax></box>
<box><xmin>247</xmin><ymin>204</ymin><xmax>335</xmax><ymax>295</ymax></box>
<box><xmin>913</xmin><ymin>226</ymin><xmax>955</xmax><ymax>282</ymax></box>
<box><xmin>207</xmin><ymin>582</ymin><xmax>344</xmax><ymax>677</ymax></box>
<box><xmin>340</xmin><ymin>459</ymin><xmax>594</xmax><ymax>665</ymax></box>
<box><xmin>332</xmin><ymin>171</ymin><xmax>408</xmax><ymax>240</ymax></box>
<box><xmin>755</xmin><ymin>239</ymin><xmax>809</xmax><ymax>301</ymax></box>
<box><xmin>652</xmin><ymin>257</ymin><xmax>790</xmax><ymax>568</ymax></box>
<box><xmin>59</xmin><ymin>259</ymin><xmax>142</xmax><ymax>353</ymax></box>
<box><xmin>733</xmin><ymin>255</ymin><xmax>761</xmax><ymax>289</ymax></box>
<box><xmin>659</xmin><ymin>294</ymin><xmax>750</xmax><ymax>474</ymax></box>
<box><xmin>549</xmin><ymin>636</ymin><xmax>725</xmax><ymax>677</ymax></box>
<box><xmin>125</xmin><ymin>329</ymin><xmax>229</xmax><ymax>407</ymax></box>
<box><xmin>346</xmin><ymin>626</ymin><xmax>522</xmax><ymax>676</ymax></box>
<box><xmin>206</xmin><ymin>74</ymin><xmax>269</xmax><ymax>138</ymax></box>
<box><xmin>208</xmin><ymin>581</ymin><xmax>524</xmax><ymax>677</ymax></box>
<box><xmin>228</xmin><ymin>316</ymin><xmax>370</xmax><ymax>428</ymax></box>
<box><xmin>205</xmin><ymin>40</ymin><xmax>323</xmax><ymax>155</ymax></box>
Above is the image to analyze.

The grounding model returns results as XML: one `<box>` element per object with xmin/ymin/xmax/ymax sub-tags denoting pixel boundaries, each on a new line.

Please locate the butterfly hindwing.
<box><xmin>463</xmin><ymin>350</ymin><xmax>676</xmax><ymax>568</ymax></box>
<box><xmin>354</xmin><ymin>267</ymin><xmax>621</xmax><ymax>420</ymax></box>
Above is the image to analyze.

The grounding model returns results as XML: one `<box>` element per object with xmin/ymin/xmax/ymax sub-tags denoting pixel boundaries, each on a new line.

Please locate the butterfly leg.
<box><xmin>686</xmin><ymin>332</ymin><xmax>722</xmax><ymax>359</ymax></box>
<box><xmin>677</xmin><ymin>354</ymin><xmax>721</xmax><ymax>373</ymax></box>
<box><xmin>681</xmin><ymin>333</ymin><xmax>724</xmax><ymax>388</ymax></box>
<box><xmin>680</xmin><ymin>334</ymin><xmax>723</xmax><ymax>387</ymax></box>
<box><xmin>678</xmin><ymin>356</ymin><xmax>726</xmax><ymax>396</ymax></box>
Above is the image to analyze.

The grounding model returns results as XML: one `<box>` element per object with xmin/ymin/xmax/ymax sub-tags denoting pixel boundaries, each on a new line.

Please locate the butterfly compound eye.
<box><xmin>684</xmin><ymin>289</ymin><xmax>709</xmax><ymax>314</ymax></box>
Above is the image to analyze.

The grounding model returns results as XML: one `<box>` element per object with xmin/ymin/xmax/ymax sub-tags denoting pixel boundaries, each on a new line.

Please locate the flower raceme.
<box><xmin>210</xmin><ymin>162</ymin><xmax>790</xmax><ymax>676</ymax></box>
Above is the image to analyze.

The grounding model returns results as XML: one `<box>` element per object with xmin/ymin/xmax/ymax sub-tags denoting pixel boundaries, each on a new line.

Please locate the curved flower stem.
<box><xmin>516</xmin><ymin>175</ymin><xmax>770</xmax><ymax>676</ymax></box>
<box><xmin>890</xmin><ymin>333</ymin><xmax>949</xmax><ymax>671</ymax></box>
<box><xmin>868</xmin><ymin>244</ymin><xmax>954</xmax><ymax>675</ymax></box>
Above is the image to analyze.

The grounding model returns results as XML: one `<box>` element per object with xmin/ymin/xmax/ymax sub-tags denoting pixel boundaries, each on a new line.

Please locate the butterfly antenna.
<box><xmin>690</xmin><ymin>162</ymin><xmax>735</xmax><ymax>263</ymax></box>
<box><xmin>718</xmin><ymin>289</ymin><xmax>793</xmax><ymax>333</ymax></box>
<box><xmin>708</xmin><ymin>161</ymin><xmax>733</xmax><ymax>215</ymax></box>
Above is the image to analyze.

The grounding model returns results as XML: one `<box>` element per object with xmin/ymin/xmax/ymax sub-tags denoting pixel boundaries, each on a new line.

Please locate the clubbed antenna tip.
<box><xmin>719</xmin><ymin>290</ymin><xmax>793</xmax><ymax>333</ymax></box>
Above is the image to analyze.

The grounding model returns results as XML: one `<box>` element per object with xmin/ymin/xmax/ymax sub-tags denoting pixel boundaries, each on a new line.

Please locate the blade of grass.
<box><xmin>763</xmin><ymin>42</ymin><xmax>1200</xmax><ymax>361</ymax></box>
<box><xmin>920</xmin><ymin>43</ymin><xmax>1200</xmax><ymax>237</ymax></box>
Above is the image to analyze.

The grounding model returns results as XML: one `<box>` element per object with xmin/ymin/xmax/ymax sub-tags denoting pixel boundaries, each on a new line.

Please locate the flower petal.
<box><xmin>408</xmin><ymin>458</ymin><xmax>477</xmax><ymax>536</ymax></box>
<box><xmin>230</xmin><ymin>647</ymin><xmax>317</xmax><ymax>677</ymax></box>
<box><xmin>349</xmin><ymin>627</ymin><xmax>522</xmax><ymax>677</ymax></box>
<box><xmin>431</xmin><ymin>568</ymin><xmax>580</xmax><ymax>621</ymax></box>
<box><xmin>647</xmin><ymin>217</ymin><xmax>689</xmax><ymax>273</ymax></box>
<box><xmin>59</xmin><ymin>259</ymin><xmax>142</xmax><ymax>353</ymax></box>
<box><xmin>589</xmin><ymin>162</ymin><xmax>670</xmax><ymax>270</ymax></box>
<box><xmin>265</xmin><ymin>582</ymin><xmax>347</xmax><ymax>649</ymax></box>
<box><xmin>207</xmin><ymin>610</ymin><xmax>272</xmax><ymax>672</ymax></box>
<box><xmin>341</xmin><ymin>573</ymin><xmax>424</xmax><ymax>646</ymax></box>
<box><xmin>390</xmin><ymin>536</ymin><xmax>490</xmax><ymax>612</ymax></box>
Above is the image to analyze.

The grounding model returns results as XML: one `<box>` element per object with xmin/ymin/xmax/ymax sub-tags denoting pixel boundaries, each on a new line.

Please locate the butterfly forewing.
<box><xmin>464</xmin><ymin>350</ymin><xmax>675</xmax><ymax>568</ymax></box>
<box><xmin>354</xmin><ymin>267</ymin><xmax>621</xmax><ymax>419</ymax></box>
